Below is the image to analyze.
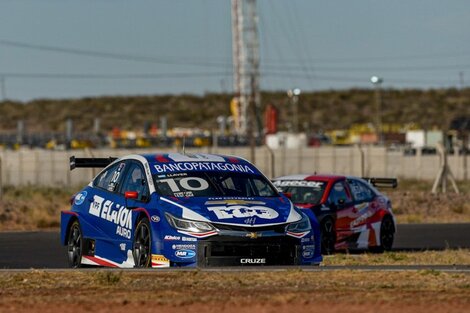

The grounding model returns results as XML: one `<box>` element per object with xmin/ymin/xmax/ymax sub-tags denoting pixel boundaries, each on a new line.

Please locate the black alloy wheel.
<box><xmin>133</xmin><ymin>218</ymin><xmax>152</xmax><ymax>268</ymax></box>
<box><xmin>320</xmin><ymin>217</ymin><xmax>336</xmax><ymax>255</ymax></box>
<box><xmin>67</xmin><ymin>220</ymin><xmax>83</xmax><ymax>268</ymax></box>
<box><xmin>379</xmin><ymin>216</ymin><xmax>395</xmax><ymax>252</ymax></box>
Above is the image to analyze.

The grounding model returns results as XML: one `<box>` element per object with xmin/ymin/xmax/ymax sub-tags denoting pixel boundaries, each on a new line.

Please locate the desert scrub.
<box><xmin>1</xmin><ymin>179</ymin><xmax>470</xmax><ymax>230</ymax></box>
<box><xmin>0</xmin><ymin>185</ymin><xmax>81</xmax><ymax>230</ymax></box>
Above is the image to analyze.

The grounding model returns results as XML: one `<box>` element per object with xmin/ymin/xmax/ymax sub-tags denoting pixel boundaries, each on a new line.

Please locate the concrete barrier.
<box><xmin>0</xmin><ymin>146</ymin><xmax>461</xmax><ymax>186</ymax></box>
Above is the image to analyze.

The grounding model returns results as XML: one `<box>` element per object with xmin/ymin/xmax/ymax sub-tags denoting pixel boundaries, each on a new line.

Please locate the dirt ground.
<box><xmin>0</xmin><ymin>270</ymin><xmax>468</xmax><ymax>313</ymax></box>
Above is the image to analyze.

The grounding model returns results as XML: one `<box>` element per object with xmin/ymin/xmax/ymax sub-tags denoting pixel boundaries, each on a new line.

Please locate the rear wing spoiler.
<box><xmin>362</xmin><ymin>177</ymin><xmax>398</xmax><ymax>188</ymax></box>
<box><xmin>70</xmin><ymin>156</ymin><xmax>117</xmax><ymax>170</ymax></box>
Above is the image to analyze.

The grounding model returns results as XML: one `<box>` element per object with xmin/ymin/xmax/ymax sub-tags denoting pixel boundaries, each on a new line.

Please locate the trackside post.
<box><xmin>0</xmin><ymin>156</ymin><xmax>3</xmax><ymax>200</ymax></box>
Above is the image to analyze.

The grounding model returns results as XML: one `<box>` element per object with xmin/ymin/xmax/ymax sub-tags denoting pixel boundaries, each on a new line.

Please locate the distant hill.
<box><xmin>0</xmin><ymin>88</ymin><xmax>469</xmax><ymax>133</ymax></box>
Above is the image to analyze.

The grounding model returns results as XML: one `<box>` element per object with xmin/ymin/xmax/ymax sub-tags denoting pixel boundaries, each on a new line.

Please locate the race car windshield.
<box><xmin>273</xmin><ymin>180</ymin><xmax>326</xmax><ymax>205</ymax></box>
<box><xmin>153</xmin><ymin>171</ymin><xmax>279</xmax><ymax>198</ymax></box>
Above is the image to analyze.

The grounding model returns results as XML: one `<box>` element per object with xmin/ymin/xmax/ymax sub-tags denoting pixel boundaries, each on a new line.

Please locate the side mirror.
<box><xmin>125</xmin><ymin>191</ymin><xmax>138</xmax><ymax>199</ymax></box>
<box><xmin>283</xmin><ymin>192</ymin><xmax>292</xmax><ymax>199</ymax></box>
<box><xmin>125</xmin><ymin>191</ymin><xmax>139</xmax><ymax>209</ymax></box>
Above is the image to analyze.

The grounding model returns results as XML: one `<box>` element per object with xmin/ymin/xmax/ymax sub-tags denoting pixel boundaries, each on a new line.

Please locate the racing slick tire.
<box><xmin>371</xmin><ymin>215</ymin><xmax>395</xmax><ymax>253</ymax></box>
<box><xmin>67</xmin><ymin>220</ymin><xmax>84</xmax><ymax>268</ymax></box>
<box><xmin>320</xmin><ymin>217</ymin><xmax>336</xmax><ymax>255</ymax></box>
<box><xmin>133</xmin><ymin>217</ymin><xmax>152</xmax><ymax>268</ymax></box>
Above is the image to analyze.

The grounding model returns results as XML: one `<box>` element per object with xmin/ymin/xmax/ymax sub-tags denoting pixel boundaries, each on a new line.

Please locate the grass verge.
<box><xmin>0</xmin><ymin>270</ymin><xmax>468</xmax><ymax>313</ymax></box>
<box><xmin>323</xmin><ymin>249</ymin><xmax>470</xmax><ymax>266</ymax></box>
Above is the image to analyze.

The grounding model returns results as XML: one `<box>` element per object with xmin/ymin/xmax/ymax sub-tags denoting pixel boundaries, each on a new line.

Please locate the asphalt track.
<box><xmin>0</xmin><ymin>223</ymin><xmax>469</xmax><ymax>269</ymax></box>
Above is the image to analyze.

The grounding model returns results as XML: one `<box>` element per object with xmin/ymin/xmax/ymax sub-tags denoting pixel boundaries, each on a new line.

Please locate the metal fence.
<box><xmin>0</xmin><ymin>146</ymin><xmax>463</xmax><ymax>187</ymax></box>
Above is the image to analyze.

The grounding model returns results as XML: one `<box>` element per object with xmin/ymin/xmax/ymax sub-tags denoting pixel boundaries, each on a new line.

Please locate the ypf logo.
<box><xmin>208</xmin><ymin>205</ymin><xmax>279</xmax><ymax>220</ymax></box>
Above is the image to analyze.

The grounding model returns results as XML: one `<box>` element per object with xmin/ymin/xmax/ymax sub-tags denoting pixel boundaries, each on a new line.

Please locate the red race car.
<box><xmin>273</xmin><ymin>174</ymin><xmax>397</xmax><ymax>254</ymax></box>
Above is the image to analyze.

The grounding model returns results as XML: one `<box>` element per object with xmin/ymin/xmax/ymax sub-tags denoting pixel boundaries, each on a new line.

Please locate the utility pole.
<box><xmin>231</xmin><ymin>0</ymin><xmax>261</xmax><ymax>138</ymax></box>
<box><xmin>459</xmin><ymin>72</ymin><xmax>468</xmax><ymax>180</ymax></box>
<box><xmin>371</xmin><ymin>76</ymin><xmax>383</xmax><ymax>145</ymax></box>
<box><xmin>287</xmin><ymin>88</ymin><xmax>301</xmax><ymax>133</ymax></box>
<box><xmin>0</xmin><ymin>76</ymin><xmax>5</xmax><ymax>101</ymax></box>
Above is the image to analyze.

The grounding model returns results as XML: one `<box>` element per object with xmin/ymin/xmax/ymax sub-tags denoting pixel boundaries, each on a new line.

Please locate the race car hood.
<box><xmin>159</xmin><ymin>196</ymin><xmax>303</xmax><ymax>227</ymax></box>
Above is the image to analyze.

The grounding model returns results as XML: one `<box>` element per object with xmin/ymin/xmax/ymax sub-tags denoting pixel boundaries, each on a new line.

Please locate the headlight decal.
<box><xmin>285</xmin><ymin>202</ymin><xmax>303</xmax><ymax>223</ymax></box>
<box><xmin>285</xmin><ymin>213</ymin><xmax>311</xmax><ymax>238</ymax></box>
<box><xmin>286</xmin><ymin>230</ymin><xmax>310</xmax><ymax>238</ymax></box>
<box><xmin>165</xmin><ymin>213</ymin><xmax>218</xmax><ymax>238</ymax></box>
<box><xmin>160</xmin><ymin>197</ymin><xmax>210</xmax><ymax>222</ymax></box>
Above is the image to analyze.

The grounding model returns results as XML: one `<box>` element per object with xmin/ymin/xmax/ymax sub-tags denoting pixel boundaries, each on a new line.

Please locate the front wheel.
<box><xmin>67</xmin><ymin>220</ymin><xmax>83</xmax><ymax>268</ymax></box>
<box><xmin>133</xmin><ymin>218</ymin><xmax>152</xmax><ymax>268</ymax></box>
<box><xmin>371</xmin><ymin>216</ymin><xmax>395</xmax><ymax>253</ymax></box>
<box><xmin>320</xmin><ymin>217</ymin><xmax>336</xmax><ymax>255</ymax></box>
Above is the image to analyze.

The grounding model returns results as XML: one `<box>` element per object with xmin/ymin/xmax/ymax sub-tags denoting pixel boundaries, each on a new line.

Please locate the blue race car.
<box><xmin>61</xmin><ymin>153</ymin><xmax>322</xmax><ymax>268</ymax></box>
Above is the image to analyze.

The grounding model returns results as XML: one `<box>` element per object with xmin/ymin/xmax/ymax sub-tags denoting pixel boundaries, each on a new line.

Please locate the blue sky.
<box><xmin>0</xmin><ymin>0</ymin><xmax>469</xmax><ymax>101</ymax></box>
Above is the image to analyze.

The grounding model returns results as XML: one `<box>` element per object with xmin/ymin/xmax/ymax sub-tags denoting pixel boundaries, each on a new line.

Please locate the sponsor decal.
<box><xmin>350</xmin><ymin>211</ymin><xmax>374</xmax><ymax>228</ymax></box>
<box><xmin>154</xmin><ymin>162</ymin><xmax>255</xmax><ymax>174</ymax></box>
<box><xmin>205</xmin><ymin>200</ymin><xmax>265</xmax><ymax>205</ymax></box>
<box><xmin>88</xmin><ymin>195</ymin><xmax>133</xmax><ymax>239</ymax></box>
<box><xmin>334</xmin><ymin>183</ymin><xmax>344</xmax><ymax>192</ymax></box>
<box><xmin>119</xmin><ymin>243</ymin><xmax>126</xmax><ymax>251</ymax></box>
<box><xmin>74</xmin><ymin>191</ymin><xmax>87</xmax><ymax>205</ymax></box>
<box><xmin>164</xmin><ymin>235</ymin><xmax>180</xmax><ymax>241</ymax></box>
<box><xmin>207</xmin><ymin>205</ymin><xmax>279</xmax><ymax>220</ymax></box>
<box><xmin>244</xmin><ymin>217</ymin><xmax>257</xmax><ymax>225</ymax></box>
<box><xmin>143</xmin><ymin>162</ymin><xmax>154</xmax><ymax>189</ymax></box>
<box><xmin>273</xmin><ymin>180</ymin><xmax>324</xmax><ymax>188</ymax></box>
<box><xmin>151</xmin><ymin>254</ymin><xmax>170</xmax><ymax>268</ymax></box>
<box><xmin>175</xmin><ymin>249</ymin><xmax>196</xmax><ymax>259</ymax></box>
<box><xmin>151</xmin><ymin>215</ymin><xmax>160</xmax><ymax>223</ymax></box>
<box><xmin>108</xmin><ymin>162</ymin><xmax>126</xmax><ymax>192</ymax></box>
<box><xmin>182</xmin><ymin>236</ymin><xmax>197</xmax><ymax>242</ymax></box>
<box><xmin>171</xmin><ymin>244</ymin><xmax>196</xmax><ymax>250</ymax></box>
<box><xmin>302</xmin><ymin>249</ymin><xmax>314</xmax><ymax>258</ymax></box>
<box><xmin>207</xmin><ymin>197</ymin><xmax>255</xmax><ymax>201</ymax></box>
<box><xmin>240</xmin><ymin>258</ymin><xmax>266</xmax><ymax>264</ymax></box>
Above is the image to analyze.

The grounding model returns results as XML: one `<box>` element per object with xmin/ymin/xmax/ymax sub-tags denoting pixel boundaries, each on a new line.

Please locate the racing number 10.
<box><xmin>158</xmin><ymin>177</ymin><xmax>209</xmax><ymax>192</ymax></box>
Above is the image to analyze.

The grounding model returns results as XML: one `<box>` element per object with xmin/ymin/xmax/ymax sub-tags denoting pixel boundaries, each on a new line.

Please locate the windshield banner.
<box><xmin>154</xmin><ymin>162</ymin><xmax>256</xmax><ymax>174</ymax></box>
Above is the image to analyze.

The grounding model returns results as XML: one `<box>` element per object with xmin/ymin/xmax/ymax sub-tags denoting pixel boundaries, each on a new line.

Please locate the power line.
<box><xmin>2</xmin><ymin>38</ymin><xmax>470</xmax><ymax>74</ymax></box>
<box><xmin>261</xmin><ymin>63</ymin><xmax>470</xmax><ymax>73</ymax></box>
<box><xmin>0</xmin><ymin>72</ymin><xmax>230</xmax><ymax>79</ymax></box>
<box><xmin>262</xmin><ymin>71</ymin><xmax>458</xmax><ymax>85</ymax></box>
<box><xmin>0</xmin><ymin>39</ymin><xmax>227</xmax><ymax>68</ymax></box>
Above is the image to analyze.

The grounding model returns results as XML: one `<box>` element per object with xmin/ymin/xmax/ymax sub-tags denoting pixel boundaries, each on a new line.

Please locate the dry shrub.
<box><xmin>0</xmin><ymin>185</ymin><xmax>79</xmax><ymax>231</ymax></box>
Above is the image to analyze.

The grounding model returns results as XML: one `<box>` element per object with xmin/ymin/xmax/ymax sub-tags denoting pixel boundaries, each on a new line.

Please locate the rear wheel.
<box><xmin>133</xmin><ymin>218</ymin><xmax>151</xmax><ymax>268</ymax></box>
<box><xmin>67</xmin><ymin>220</ymin><xmax>83</xmax><ymax>268</ymax></box>
<box><xmin>320</xmin><ymin>217</ymin><xmax>336</xmax><ymax>255</ymax></box>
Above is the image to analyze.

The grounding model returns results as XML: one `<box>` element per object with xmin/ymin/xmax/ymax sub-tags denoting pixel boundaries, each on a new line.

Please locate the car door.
<box><xmin>345</xmin><ymin>178</ymin><xmax>379</xmax><ymax>248</ymax></box>
<box><xmin>90</xmin><ymin>160</ymin><xmax>130</xmax><ymax>241</ymax></box>
<box><xmin>346</xmin><ymin>178</ymin><xmax>376</xmax><ymax>228</ymax></box>
<box><xmin>327</xmin><ymin>180</ymin><xmax>356</xmax><ymax>232</ymax></box>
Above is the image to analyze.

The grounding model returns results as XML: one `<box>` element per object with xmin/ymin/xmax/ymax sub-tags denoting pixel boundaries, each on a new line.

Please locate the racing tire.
<box><xmin>133</xmin><ymin>218</ymin><xmax>152</xmax><ymax>268</ymax></box>
<box><xmin>371</xmin><ymin>216</ymin><xmax>395</xmax><ymax>253</ymax></box>
<box><xmin>67</xmin><ymin>220</ymin><xmax>84</xmax><ymax>268</ymax></box>
<box><xmin>320</xmin><ymin>217</ymin><xmax>336</xmax><ymax>255</ymax></box>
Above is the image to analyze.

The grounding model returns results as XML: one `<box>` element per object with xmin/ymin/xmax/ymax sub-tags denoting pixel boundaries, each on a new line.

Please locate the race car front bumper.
<box><xmin>196</xmin><ymin>235</ymin><xmax>301</xmax><ymax>267</ymax></box>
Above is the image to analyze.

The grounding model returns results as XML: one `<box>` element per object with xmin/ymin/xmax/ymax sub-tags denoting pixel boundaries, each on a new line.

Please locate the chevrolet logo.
<box><xmin>246</xmin><ymin>232</ymin><xmax>260</xmax><ymax>239</ymax></box>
